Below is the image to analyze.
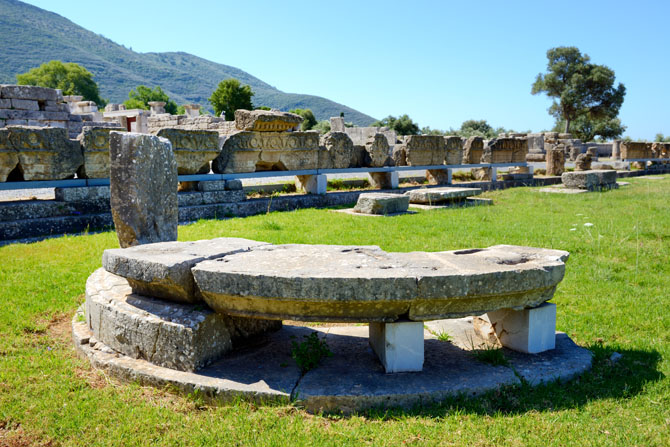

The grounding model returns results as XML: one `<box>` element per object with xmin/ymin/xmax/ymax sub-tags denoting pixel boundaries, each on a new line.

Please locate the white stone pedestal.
<box><xmin>368</xmin><ymin>171</ymin><xmax>399</xmax><ymax>190</ymax></box>
<box><xmin>477</xmin><ymin>303</ymin><xmax>556</xmax><ymax>354</ymax></box>
<box><xmin>369</xmin><ymin>321</ymin><xmax>424</xmax><ymax>373</ymax></box>
<box><xmin>295</xmin><ymin>174</ymin><xmax>327</xmax><ymax>194</ymax></box>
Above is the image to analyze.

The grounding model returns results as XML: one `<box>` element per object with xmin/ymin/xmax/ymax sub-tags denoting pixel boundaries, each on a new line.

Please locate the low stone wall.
<box><xmin>148</xmin><ymin>114</ymin><xmax>237</xmax><ymax>135</ymax></box>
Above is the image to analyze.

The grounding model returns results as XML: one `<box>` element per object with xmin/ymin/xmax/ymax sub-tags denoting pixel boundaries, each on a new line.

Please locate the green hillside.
<box><xmin>0</xmin><ymin>0</ymin><xmax>376</xmax><ymax>125</ymax></box>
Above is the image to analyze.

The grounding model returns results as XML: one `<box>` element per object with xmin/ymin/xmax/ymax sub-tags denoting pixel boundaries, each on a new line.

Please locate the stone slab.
<box><xmin>353</xmin><ymin>192</ymin><xmax>409</xmax><ymax>214</ymax></box>
<box><xmin>55</xmin><ymin>186</ymin><xmax>110</xmax><ymax>202</ymax></box>
<box><xmin>1</xmin><ymin>85</ymin><xmax>61</xmax><ymax>101</ymax></box>
<box><xmin>234</xmin><ymin>109</ymin><xmax>302</xmax><ymax>132</ymax></box>
<box><xmin>408</xmin><ymin>197</ymin><xmax>493</xmax><ymax>210</ymax></box>
<box><xmin>85</xmin><ymin>269</ymin><xmax>280</xmax><ymax>371</ymax></box>
<box><xmin>331</xmin><ymin>208</ymin><xmax>416</xmax><ymax>217</ymax></box>
<box><xmin>103</xmin><ymin>238</ymin><xmax>268</xmax><ymax>303</ymax></box>
<box><xmin>11</xmin><ymin>99</ymin><xmax>39</xmax><ymax>111</ymax></box>
<box><xmin>192</xmin><ymin>243</ymin><xmax>569</xmax><ymax>323</ymax></box>
<box><xmin>561</xmin><ymin>170</ymin><xmax>617</xmax><ymax>190</ymax></box>
<box><xmin>539</xmin><ymin>186</ymin><xmax>589</xmax><ymax>195</ymax></box>
<box><xmin>405</xmin><ymin>187</ymin><xmax>482</xmax><ymax>204</ymax></box>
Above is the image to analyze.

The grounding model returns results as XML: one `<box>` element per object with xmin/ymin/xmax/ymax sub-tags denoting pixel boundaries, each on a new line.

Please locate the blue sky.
<box><xmin>23</xmin><ymin>0</ymin><xmax>670</xmax><ymax>139</ymax></box>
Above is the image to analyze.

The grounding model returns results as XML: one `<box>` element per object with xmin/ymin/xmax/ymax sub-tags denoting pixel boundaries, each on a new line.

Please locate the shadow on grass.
<box><xmin>363</xmin><ymin>344</ymin><xmax>663</xmax><ymax>419</ymax></box>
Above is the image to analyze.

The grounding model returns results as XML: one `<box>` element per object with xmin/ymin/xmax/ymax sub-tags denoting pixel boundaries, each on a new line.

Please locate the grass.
<box><xmin>1</xmin><ymin>175</ymin><xmax>669</xmax><ymax>446</ymax></box>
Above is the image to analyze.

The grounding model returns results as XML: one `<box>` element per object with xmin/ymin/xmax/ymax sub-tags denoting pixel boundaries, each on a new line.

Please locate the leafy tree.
<box><xmin>552</xmin><ymin>116</ymin><xmax>626</xmax><ymax>142</ymax></box>
<box><xmin>16</xmin><ymin>60</ymin><xmax>106</xmax><ymax>106</ymax></box>
<box><xmin>420</xmin><ymin>126</ymin><xmax>447</xmax><ymax>136</ymax></box>
<box><xmin>124</xmin><ymin>85</ymin><xmax>178</xmax><ymax>114</ymax></box>
<box><xmin>371</xmin><ymin>114</ymin><xmax>420</xmax><ymax>135</ymax></box>
<box><xmin>209</xmin><ymin>79</ymin><xmax>254</xmax><ymax>120</ymax></box>
<box><xmin>654</xmin><ymin>133</ymin><xmax>670</xmax><ymax>142</ymax></box>
<box><xmin>289</xmin><ymin>108</ymin><xmax>318</xmax><ymax>131</ymax></box>
<box><xmin>313</xmin><ymin>120</ymin><xmax>331</xmax><ymax>134</ymax></box>
<box><xmin>532</xmin><ymin>46</ymin><xmax>626</xmax><ymax>136</ymax></box>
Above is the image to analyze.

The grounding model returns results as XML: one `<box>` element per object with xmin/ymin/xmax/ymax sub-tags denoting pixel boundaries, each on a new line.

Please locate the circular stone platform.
<box><xmin>72</xmin><ymin>310</ymin><xmax>593</xmax><ymax>413</ymax></box>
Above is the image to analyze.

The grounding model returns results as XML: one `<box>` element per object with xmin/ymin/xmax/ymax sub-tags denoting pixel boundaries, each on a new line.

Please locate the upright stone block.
<box><xmin>476</xmin><ymin>303</ymin><xmax>557</xmax><ymax>354</ymax></box>
<box><xmin>0</xmin><ymin>129</ymin><xmax>18</xmax><ymax>182</ymax></box>
<box><xmin>444</xmin><ymin>136</ymin><xmax>463</xmax><ymax>165</ymax></box>
<box><xmin>368</xmin><ymin>171</ymin><xmax>399</xmax><ymax>189</ymax></box>
<box><xmin>109</xmin><ymin>132</ymin><xmax>178</xmax><ymax>248</ymax></box>
<box><xmin>295</xmin><ymin>174</ymin><xmax>327</xmax><ymax>195</ymax></box>
<box><xmin>77</xmin><ymin>126</ymin><xmax>124</xmax><ymax>178</ymax></box>
<box><xmin>353</xmin><ymin>192</ymin><xmax>408</xmax><ymax>215</ymax></box>
<box><xmin>318</xmin><ymin>131</ymin><xmax>354</xmax><ymax>169</ymax></box>
<box><xmin>369</xmin><ymin>321</ymin><xmax>424</xmax><ymax>373</ymax></box>
<box><xmin>364</xmin><ymin>133</ymin><xmax>391</xmax><ymax>167</ymax></box>
<box><xmin>463</xmin><ymin>136</ymin><xmax>484</xmax><ymax>164</ymax></box>
<box><xmin>546</xmin><ymin>146</ymin><xmax>566</xmax><ymax>176</ymax></box>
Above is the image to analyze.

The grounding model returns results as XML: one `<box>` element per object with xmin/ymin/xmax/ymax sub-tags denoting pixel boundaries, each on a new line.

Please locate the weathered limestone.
<box><xmin>156</xmin><ymin>128</ymin><xmax>220</xmax><ymax>174</ymax></box>
<box><xmin>353</xmin><ymin>192</ymin><xmax>409</xmax><ymax>215</ymax></box>
<box><xmin>364</xmin><ymin>133</ymin><xmax>392</xmax><ymax>167</ymax></box>
<box><xmin>620</xmin><ymin>141</ymin><xmax>652</xmax><ymax>159</ymax></box>
<box><xmin>393</xmin><ymin>135</ymin><xmax>446</xmax><ymax>166</ymax></box>
<box><xmin>561</xmin><ymin>170</ymin><xmax>617</xmax><ymax>190</ymax></box>
<box><xmin>77</xmin><ymin>126</ymin><xmax>124</xmax><ymax>178</ymax></box>
<box><xmin>295</xmin><ymin>174</ymin><xmax>327</xmax><ymax>195</ymax></box>
<box><xmin>55</xmin><ymin>185</ymin><xmax>110</xmax><ymax>202</ymax></box>
<box><xmin>367</xmin><ymin>171</ymin><xmax>399</xmax><ymax>189</ymax></box>
<box><xmin>85</xmin><ymin>268</ymin><xmax>281</xmax><ymax>371</ymax></box>
<box><xmin>546</xmin><ymin>145</ymin><xmax>566</xmax><ymax>176</ymax></box>
<box><xmin>574</xmin><ymin>152</ymin><xmax>593</xmax><ymax>171</ymax></box>
<box><xmin>651</xmin><ymin>142</ymin><xmax>670</xmax><ymax>159</ymax></box>
<box><xmin>444</xmin><ymin>136</ymin><xmax>463</xmax><ymax>165</ymax></box>
<box><xmin>191</xmin><ymin>243</ymin><xmax>569</xmax><ymax>323</ymax></box>
<box><xmin>405</xmin><ymin>187</ymin><xmax>482</xmax><ymax>204</ymax></box>
<box><xmin>425</xmin><ymin>168</ymin><xmax>451</xmax><ymax>185</ymax></box>
<box><xmin>148</xmin><ymin>101</ymin><xmax>165</xmax><ymax>115</ymax></box>
<box><xmin>109</xmin><ymin>132</ymin><xmax>178</xmax><ymax>248</ymax></box>
<box><xmin>5</xmin><ymin>126</ymin><xmax>83</xmax><ymax>180</ymax></box>
<box><xmin>462</xmin><ymin>136</ymin><xmax>484</xmax><ymax>164</ymax></box>
<box><xmin>612</xmin><ymin>140</ymin><xmax>621</xmax><ymax>159</ymax></box>
<box><xmin>369</xmin><ymin>321</ymin><xmax>424</xmax><ymax>373</ymax></box>
<box><xmin>234</xmin><ymin>109</ymin><xmax>302</xmax><ymax>132</ymax></box>
<box><xmin>1</xmin><ymin>85</ymin><xmax>61</xmax><ymax>102</ymax></box>
<box><xmin>318</xmin><ymin>132</ymin><xmax>354</xmax><ymax>169</ymax></box>
<box><xmin>103</xmin><ymin>238</ymin><xmax>268</xmax><ymax>303</ymax></box>
<box><xmin>329</xmin><ymin>116</ymin><xmax>345</xmax><ymax>132</ymax></box>
<box><xmin>0</xmin><ymin>129</ymin><xmax>18</xmax><ymax>182</ymax></box>
<box><xmin>213</xmin><ymin>131</ymin><xmax>320</xmax><ymax>173</ymax></box>
<box><xmin>482</xmin><ymin>137</ymin><xmax>528</xmax><ymax>163</ymax></box>
<box><xmin>474</xmin><ymin>302</ymin><xmax>556</xmax><ymax>354</ymax></box>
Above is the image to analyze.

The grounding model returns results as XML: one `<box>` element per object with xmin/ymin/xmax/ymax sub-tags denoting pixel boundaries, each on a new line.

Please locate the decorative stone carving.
<box><xmin>620</xmin><ymin>142</ymin><xmax>652</xmax><ymax>159</ymax></box>
<box><xmin>234</xmin><ymin>109</ymin><xmax>302</xmax><ymax>132</ymax></box>
<box><xmin>462</xmin><ymin>136</ymin><xmax>484</xmax><ymax>164</ymax></box>
<box><xmin>0</xmin><ymin>129</ymin><xmax>18</xmax><ymax>182</ymax></box>
<box><xmin>545</xmin><ymin>145</ymin><xmax>565</xmax><ymax>176</ymax></box>
<box><xmin>364</xmin><ymin>133</ymin><xmax>391</xmax><ymax>167</ymax></box>
<box><xmin>6</xmin><ymin>126</ymin><xmax>82</xmax><ymax>181</ymax></box>
<box><xmin>482</xmin><ymin>138</ymin><xmax>528</xmax><ymax>164</ymax></box>
<box><xmin>574</xmin><ymin>152</ymin><xmax>592</xmax><ymax>171</ymax></box>
<box><xmin>213</xmin><ymin>131</ymin><xmax>320</xmax><ymax>173</ymax></box>
<box><xmin>393</xmin><ymin>135</ymin><xmax>446</xmax><ymax>166</ymax></box>
<box><xmin>77</xmin><ymin>126</ymin><xmax>124</xmax><ymax>178</ymax></box>
<box><xmin>318</xmin><ymin>131</ymin><xmax>354</xmax><ymax>169</ymax></box>
<box><xmin>353</xmin><ymin>192</ymin><xmax>409</xmax><ymax>215</ymax></box>
<box><xmin>191</xmin><ymin>243</ymin><xmax>570</xmax><ymax>322</ymax></box>
<box><xmin>109</xmin><ymin>132</ymin><xmax>178</xmax><ymax>248</ymax></box>
<box><xmin>156</xmin><ymin>128</ymin><xmax>220</xmax><ymax>174</ymax></box>
<box><xmin>444</xmin><ymin>136</ymin><xmax>463</xmax><ymax>165</ymax></box>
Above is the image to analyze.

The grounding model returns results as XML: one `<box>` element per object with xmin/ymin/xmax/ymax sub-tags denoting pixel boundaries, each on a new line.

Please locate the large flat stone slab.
<box><xmin>353</xmin><ymin>192</ymin><xmax>409</xmax><ymax>215</ymax></box>
<box><xmin>103</xmin><ymin>238</ymin><xmax>268</xmax><ymax>303</ymax></box>
<box><xmin>85</xmin><ymin>268</ymin><xmax>281</xmax><ymax>372</ymax></box>
<box><xmin>192</xmin><ymin>243</ymin><xmax>569</xmax><ymax>322</ymax></box>
<box><xmin>405</xmin><ymin>187</ymin><xmax>483</xmax><ymax>204</ymax></box>
<box><xmin>561</xmin><ymin>170</ymin><xmax>617</xmax><ymax>190</ymax></box>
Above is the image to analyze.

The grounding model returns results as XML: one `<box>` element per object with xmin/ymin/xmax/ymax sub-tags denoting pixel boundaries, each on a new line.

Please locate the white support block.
<box><xmin>295</xmin><ymin>174</ymin><xmax>327</xmax><ymax>195</ymax></box>
<box><xmin>369</xmin><ymin>321</ymin><xmax>424</xmax><ymax>373</ymax></box>
<box><xmin>491</xmin><ymin>167</ymin><xmax>498</xmax><ymax>183</ymax></box>
<box><xmin>447</xmin><ymin>168</ymin><xmax>453</xmax><ymax>185</ymax></box>
<box><xmin>389</xmin><ymin>171</ymin><xmax>399</xmax><ymax>189</ymax></box>
<box><xmin>528</xmin><ymin>165</ymin><xmax>534</xmax><ymax>175</ymax></box>
<box><xmin>484</xmin><ymin>302</ymin><xmax>556</xmax><ymax>354</ymax></box>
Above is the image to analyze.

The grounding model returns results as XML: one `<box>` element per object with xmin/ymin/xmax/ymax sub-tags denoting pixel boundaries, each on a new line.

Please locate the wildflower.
<box><xmin>584</xmin><ymin>223</ymin><xmax>594</xmax><ymax>227</ymax></box>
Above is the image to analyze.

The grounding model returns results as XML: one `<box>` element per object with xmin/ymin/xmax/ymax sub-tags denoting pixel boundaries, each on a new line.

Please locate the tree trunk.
<box><xmin>564</xmin><ymin>118</ymin><xmax>571</xmax><ymax>133</ymax></box>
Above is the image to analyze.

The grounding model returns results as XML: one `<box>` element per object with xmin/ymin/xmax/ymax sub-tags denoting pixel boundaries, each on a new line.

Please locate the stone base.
<box><xmin>74</xmin><ymin>316</ymin><xmax>593</xmax><ymax>413</ymax></box>
<box><xmin>409</xmin><ymin>197</ymin><xmax>493</xmax><ymax>210</ymax></box>
<box><xmin>561</xmin><ymin>170</ymin><xmax>617</xmax><ymax>190</ymax></box>
<box><xmin>55</xmin><ymin>186</ymin><xmax>110</xmax><ymax>202</ymax></box>
<box><xmin>405</xmin><ymin>187</ymin><xmax>482</xmax><ymax>204</ymax></box>
<box><xmin>369</xmin><ymin>321</ymin><xmax>424</xmax><ymax>373</ymax></box>
<box><xmin>368</xmin><ymin>171</ymin><xmax>399</xmax><ymax>189</ymax></box>
<box><xmin>473</xmin><ymin>303</ymin><xmax>556</xmax><ymax>354</ymax></box>
<box><xmin>295</xmin><ymin>174</ymin><xmax>327</xmax><ymax>195</ymax></box>
<box><xmin>353</xmin><ymin>192</ymin><xmax>409</xmax><ymax>215</ymax></box>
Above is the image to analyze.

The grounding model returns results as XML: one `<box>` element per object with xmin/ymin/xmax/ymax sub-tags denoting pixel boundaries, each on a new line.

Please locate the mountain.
<box><xmin>0</xmin><ymin>0</ymin><xmax>376</xmax><ymax>125</ymax></box>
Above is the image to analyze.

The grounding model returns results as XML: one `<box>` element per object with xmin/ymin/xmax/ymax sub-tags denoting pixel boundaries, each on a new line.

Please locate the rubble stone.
<box><xmin>353</xmin><ymin>192</ymin><xmax>409</xmax><ymax>215</ymax></box>
<box><xmin>109</xmin><ymin>132</ymin><xmax>178</xmax><ymax>248</ymax></box>
<box><xmin>318</xmin><ymin>132</ymin><xmax>354</xmax><ymax>169</ymax></box>
<box><xmin>364</xmin><ymin>133</ymin><xmax>392</xmax><ymax>167</ymax></box>
<box><xmin>77</xmin><ymin>126</ymin><xmax>124</xmax><ymax>178</ymax></box>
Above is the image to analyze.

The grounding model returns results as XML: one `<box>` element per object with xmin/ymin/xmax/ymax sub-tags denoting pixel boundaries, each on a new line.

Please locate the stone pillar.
<box><xmin>546</xmin><ymin>147</ymin><xmax>565</xmax><ymax>176</ymax></box>
<box><xmin>612</xmin><ymin>140</ymin><xmax>621</xmax><ymax>159</ymax></box>
<box><xmin>295</xmin><ymin>174</ymin><xmax>327</xmax><ymax>195</ymax></box>
<box><xmin>426</xmin><ymin>168</ymin><xmax>452</xmax><ymax>185</ymax></box>
<box><xmin>330</xmin><ymin>116</ymin><xmax>345</xmax><ymax>132</ymax></box>
<box><xmin>183</xmin><ymin>104</ymin><xmax>200</xmax><ymax>118</ymax></box>
<box><xmin>109</xmin><ymin>132</ymin><xmax>178</xmax><ymax>248</ymax></box>
<box><xmin>474</xmin><ymin>302</ymin><xmax>556</xmax><ymax>354</ymax></box>
<box><xmin>368</xmin><ymin>171</ymin><xmax>399</xmax><ymax>189</ymax></box>
<box><xmin>369</xmin><ymin>321</ymin><xmax>424</xmax><ymax>373</ymax></box>
<box><xmin>148</xmin><ymin>101</ymin><xmax>166</xmax><ymax>115</ymax></box>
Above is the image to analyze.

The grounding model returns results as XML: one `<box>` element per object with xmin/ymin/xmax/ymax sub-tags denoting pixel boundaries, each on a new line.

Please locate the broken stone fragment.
<box><xmin>109</xmin><ymin>132</ymin><xmax>178</xmax><ymax>248</ymax></box>
<box><xmin>102</xmin><ymin>238</ymin><xmax>269</xmax><ymax>303</ymax></box>
<box><xmin>0</xmin><ymin>129</ymin><xmax>18</xmax><ymax>182</ymax></box>
<box><xmin>234</xmin><ymin>109</ymin><xmax>302</xmax><ymax>132</ymax></box>
<box><xmin>365</xmin><ymin>133</ymin><xmax>392</xmax><ymax>167</ymax></box>
<box><xmin>353</xmin><ymin>192</ymin><xmax>409</xmax><ymax>215</ymax></box>
<box><xmin>405</xmin><ymin>187</ymin><xmax>482</xmax><ymax>204</ymax></box>
<box><xmin>318</xmin><ymin>131</ymin><xmax>354</xmax><ymax>169</ymax></box>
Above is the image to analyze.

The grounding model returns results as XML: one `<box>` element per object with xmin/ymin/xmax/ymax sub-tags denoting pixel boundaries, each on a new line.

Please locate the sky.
<box><xmin>21</xmin><ymin>0</ymin><xmax>670</xmax><ymax>139</ymax></box>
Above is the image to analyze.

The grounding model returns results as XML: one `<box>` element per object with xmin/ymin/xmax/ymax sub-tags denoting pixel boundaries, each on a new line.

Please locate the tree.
<box><xmin>16</xmin><ymin>60</ymin><xmax>106</xmax><ymax>106</ymax></box>
<box><xmin>289</xmin><ymin>108</ymin><xmax>317</xmax><ymax>131</ymax></box>
<box><xmin>209</xmin><ymin>79</ymin><xmax>254</xmax><ymax>120</ymax></box>
<box><xmin>532</xmin><ymin>47</ymin><xmax>626</xmax><ymax>137</ymax></box>
<box><xmin>655</xmin><ymin>133</ymin><xmax>670</xmax><ymax>143</ymax></box>
<box><xmin>552</xmin><ymin>116</ymin><xmax>626</xmax><ymax>142</ymax></box>
<box><xmin>124</xmin><ymin>85</ymin><xmax>178</xmax><ymax>114</ymax></box>
<box><xmin>371</xmin><ymin>114</ymin><xmax>420</xmax><ymax>135</ymax></box>
<box><xmin>313</xmin><ymin>120</ymin><xmax>331</xmax><ymax>134</ymax></box>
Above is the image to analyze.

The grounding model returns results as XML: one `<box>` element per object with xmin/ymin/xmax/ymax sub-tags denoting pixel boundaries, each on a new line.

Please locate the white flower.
<box><xmin>569</xmin><ymin>228</ymin><xmax>577</xmax><ymax>231</ymax></box>
<box><xmin>584</xmin><ymin>223</ymin><xmax>594</xmax><ymax>227</ymax></box>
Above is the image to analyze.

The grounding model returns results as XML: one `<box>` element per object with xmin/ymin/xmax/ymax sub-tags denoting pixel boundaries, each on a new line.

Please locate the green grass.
<box><xmin>1</xmin><ymin>176</ymin><xmax>669</xmax><ymax>446</ymax></box>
